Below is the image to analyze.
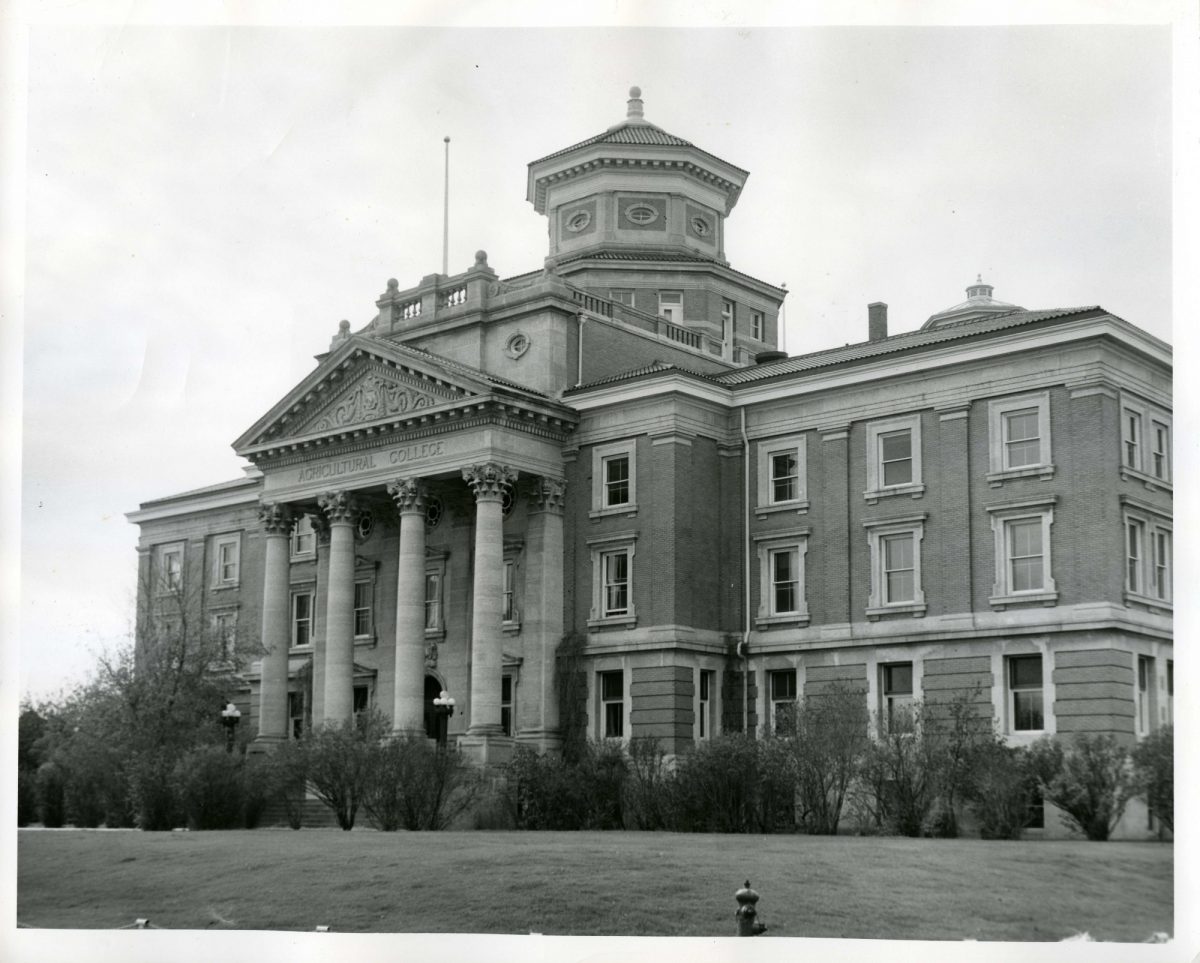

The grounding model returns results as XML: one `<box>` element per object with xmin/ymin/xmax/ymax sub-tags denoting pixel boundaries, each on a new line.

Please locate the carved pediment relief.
<box><xmin>291</xmin><ymin>362</ymin><xmax>467</xmax><ymax>437</ymax></box>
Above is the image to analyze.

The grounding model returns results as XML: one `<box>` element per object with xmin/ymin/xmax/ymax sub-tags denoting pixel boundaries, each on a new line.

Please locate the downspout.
<box><xmin>740</xmin><ymin>406</ymin><xmax>752</xmax><ymax>735</ymax></box>
<box><xmin>576</xmin><ymin>311</ymin><xmax>586</xmax><ymax>387</ymax></box>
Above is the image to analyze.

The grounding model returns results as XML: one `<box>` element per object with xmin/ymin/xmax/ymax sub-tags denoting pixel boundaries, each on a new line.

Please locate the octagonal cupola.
<box><xmin>526</xmin><ymin>87</ymin><xmax>749</xmax><ymax>264</ymax></box>
<box><xmin>922</xmin><ymin>275</ymin><xmax>1025</xmax><ymax>329</ymax></box>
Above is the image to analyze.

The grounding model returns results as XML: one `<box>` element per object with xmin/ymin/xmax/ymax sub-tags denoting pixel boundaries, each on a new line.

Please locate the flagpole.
<box><xmin>442</xmin><ymin>136</ymin><xmax>450</xmax><ymax>276</ymax></box>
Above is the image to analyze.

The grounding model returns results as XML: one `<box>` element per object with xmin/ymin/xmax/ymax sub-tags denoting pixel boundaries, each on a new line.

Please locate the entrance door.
<box><xmin>423</xmin><ymin>675</ymin><xmax>444</xmax><ymax>742</ymax></box>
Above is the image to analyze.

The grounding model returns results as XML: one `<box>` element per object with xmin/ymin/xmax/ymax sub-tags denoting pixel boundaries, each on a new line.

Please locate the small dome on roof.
<box><xmin>923</xmin><ymin>275</ymin><xmax>1024</xmax><ymax>329</ymax></box>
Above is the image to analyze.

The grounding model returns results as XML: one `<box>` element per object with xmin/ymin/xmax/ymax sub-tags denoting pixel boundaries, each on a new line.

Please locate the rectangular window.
<box><xmin>604</xmin><ymin>454</ymin><xmax>630</xmax><ymax>507</ymax></box>
<box><xmin>213</xmin><ymin>535</ymin><xmax>240</xmax><ymax>587</ymax></box>
<box><xmin>291</xmin><ymin>515</ymin><xmax>316</xmax><ymax>557</ymax></box>
<box><xmin>757</xmin><ymin>436</ymin><xmax>807</xmax><ymax>510</ymax></box>
<box><xmin>882</xmin><ymin>662</ymin><xmax>914</xmax><ymax>734</ymax></box>
<box><xmin>501</xmin><ymin>674</ymin><xmax>514</xmax><ymax>736</ymax></box>
<box><xmin>602</xmin><ymin>550</ymin><xmax>630</xmax><ymax>617</ymax></box>
<box><xmin>591</xmin><ymin>440</ymin><xmax>637</xmax><ymax>516</ymax></box>
<box><xmin>1153</xmin><ymin>530</ymin><xmax>1170</xmax><ymax>600</ymax></box>
<box><xmin>1027</xmin><ymin>787</ymin><xmax>1045</xmax><ymax>829</ymax></box>
<box><xmin>212</xmin><ymin>611</ymin><xmax>237</xmax><ymax>662</ymax></box>
<box><xmin>721</xmin><ymin>299</ymin><xmax>735</xmax><ymax>343</ymax></box>
<box><xmin>769</xmin><ymin>547</ymin><xmax>800</xmax><ymax>615</ymax></box>
<box><xmin>658</xmin><ymin>291</ymin><xmax>683</xmax><ymax>325</ymax></box>
<box><xmin>988</xmin><ymin>393</ymin><xmax>1053</xmax><ymax>480</ymax></box>
<box><xmin>880</xmin><ymin>429</ymin><xmax>913</xmax><ymax>487</ymax></box>
<box><xmin>1151</xmin><ymin>421</ymin><xmax>1170</xmax><ymax>480</ymax></box>
<box><xmin>160</xmin><ymin>546</ymin><xmax>183</xmax><ymax>593</ymax></box>
<box><xmin>424</xmin><ymin>573</ymin><xmax>441</xmax><ymax>631</ymax></box>
<box><xmin>882</xmin><ymin>533</ymin><xmax>915</xmax><ymax>603</ymax></box>
<box><xmin>353</xmin><ymin>581</ymin><xmax>373</xmax><ymax>637</ymax></box>
<box><xmin>750</xmin><ymin>310</ymin><xmax>764</xmax><ymax>341</ymax></box>
<box><xmin>1003</xmin><ymin>408</ymin><xmax>1042</xmax><ymax>469</ymax></box>
<box><xmin>770</xmin><ymin>669</ymin><xmax>797</xmax><ymax>734</ymax></box>
<box><xmin>1007</xmin><ymin>519</ymin><xmax>1044</xmax><ymax>593</ymax></box>
<box><xmin>288</xmin><ymin>691</ymin><xmax>305</xmax><ymax>740</ymax></box>
<box><xmin>1126</xmin><ymin>519</ymin><xmax>1145</xmax><ymax>594</ymax></box>
<box><xmin>1137</xmin><ymin>656</ymin><xmax>1153</xmax><ymax>735</ymax></box>
<box><xmin>502</xmin><ymin>561</ymin><xmax>515</xmax><ymax>623</ymax></box>
<box><xmin>292</xmin><ymin>591</ymin><xmax>313</xmax><ymax>648</ymax></box>
<box><xmin>353</xmin><ymin>685</ymin><xmax>370</xmax><ymax>721</ymax></box>
<box><xmin>600</xmin><ymin>670</ymin><xmax>624</xmax><ymax>738</ymax></box>
<box><xmin>1008</xmin><ymin>655</ymin><xmax>1044</xmax><ymax>732</ymax></box>
<box><xmin>698</xmin><ymin>669</ymin><xmax>714</xmax><ymax>740</ymax></box>
<box><xmin>1123</xmin><ymin>408</ymin><xmax>1142</xmax><ymax>469</ymax></box>
<box><xmin>770</xmin><ymin>451</ymin><xmax>798</xmax><ymax>503</ymax></box>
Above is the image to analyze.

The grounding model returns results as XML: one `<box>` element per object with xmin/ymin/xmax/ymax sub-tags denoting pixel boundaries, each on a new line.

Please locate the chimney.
<box><xmin>868</xmin><ymin>302</ymin><xmax>888</xmax><ymax>342</ymax></box>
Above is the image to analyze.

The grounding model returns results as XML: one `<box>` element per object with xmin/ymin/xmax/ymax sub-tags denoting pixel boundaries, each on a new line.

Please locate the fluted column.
<box><xmin>387</xmin><ymin>478</ymin><xmax>428</xmax><ymax>737</ymax></box>
<box><xmin>519</xmin><ymin>477</ymin><xmax>566</xmax><ymax>752</ymax></box>
<box><xmin>462</xmin><ymin>463</ymin><xmax>517</xmax><ymax>739</ymax></box>
<box><xmin>256</xmin><ymin>502</ymin><xmax>293</xmax><ymax>743</ymax></box>
<box><xmin>318</xmin><ymin>490</ymin><xmax>360</xmax><ymax>727</ymax></box>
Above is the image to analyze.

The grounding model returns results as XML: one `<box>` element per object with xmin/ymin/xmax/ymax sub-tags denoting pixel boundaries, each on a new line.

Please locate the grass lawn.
<box><xmin>17</xmin><ymin>828</ymin><xmax>1171</xmax><ymax>940</ymax></box>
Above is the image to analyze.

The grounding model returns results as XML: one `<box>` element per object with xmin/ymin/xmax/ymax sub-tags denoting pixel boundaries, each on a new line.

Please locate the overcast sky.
<box><xmin>8</xmin><ymin>17</ymin><xmax>1177</xmax><ymax>700</ymax></box>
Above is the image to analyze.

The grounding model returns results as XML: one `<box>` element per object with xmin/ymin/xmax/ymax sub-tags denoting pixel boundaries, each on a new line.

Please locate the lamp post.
<box><xmin>220</xmin><ymin>702</ymin><xmax>241</xmax><ymax>753</ymax></box>
<box><xmin>431</xmin><ymin>690</ymin><xmax>456</xmax><ymax>747</ymax></box>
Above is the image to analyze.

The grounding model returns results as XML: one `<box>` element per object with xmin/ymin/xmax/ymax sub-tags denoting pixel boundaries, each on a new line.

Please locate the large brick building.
<box><xmin>128</xmin><ymin>88</ymin><xmax>1172</xmax><ymax>836</ymax></box>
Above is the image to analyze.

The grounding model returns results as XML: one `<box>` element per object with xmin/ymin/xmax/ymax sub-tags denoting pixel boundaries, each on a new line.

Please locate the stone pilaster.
<box><xmin>518</xmin><ymin>477</ymin><xmax>566</xmax><ymax>752</ymax></box>
<box><xmin>460</xmin><ymin>463</ymin><xmax>517</xmax><ymax>763</ymax></box>
<box><xmin>318</xmin><ymin>490</ymin><xmax>360</xmax><ymax>727</ymax></box>
<box><xmin>256</xmin><ymin>502</ymin><xmax>293</xmax><ymax>744</ymax></box>
<box><xmin>388</xmin><ymin>478</ymin><xmax>429</xmax><ymax>737</ymax></box>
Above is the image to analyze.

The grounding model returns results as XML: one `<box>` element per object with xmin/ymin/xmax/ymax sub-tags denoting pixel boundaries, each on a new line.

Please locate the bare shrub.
<box><xmin>1027</xmin><ymin>734</ymin><xmax>1135</xmax><ymax>841</ymax></box>
<box><xmin>1132</xmin><ymin>725</ymin><xmax>1172</xmax><ymax>833</ymax></box>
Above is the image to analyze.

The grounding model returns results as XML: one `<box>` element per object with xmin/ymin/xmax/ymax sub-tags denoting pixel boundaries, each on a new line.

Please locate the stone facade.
<box><xmin>127</xmin><ymin>88</ymin><xmax>1172</xmax><ymax>838</ymax></box>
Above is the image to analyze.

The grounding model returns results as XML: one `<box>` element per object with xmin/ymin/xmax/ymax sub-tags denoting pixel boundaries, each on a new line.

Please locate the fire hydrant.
<box><xmin>734</xmin><ymin>880</ymin><xmax>768</xmax><ymax>936</ymax></box>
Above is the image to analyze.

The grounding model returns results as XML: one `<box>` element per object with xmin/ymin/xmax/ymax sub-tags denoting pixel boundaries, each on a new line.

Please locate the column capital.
<box><xmin>258</xmin><ymin>502</ymin><xmax>294</xmax><ymax>536</ymax></box>
<box><xmin>317</xmin><ymin>490</ymin><xmax>361</xmax><ymax>524</ymax></box>
<box><xmin>310</xmin><ymin>512</ymin><xmax>332</xmax><ymax>546</ymax></box>
<box><xmin>462</xmin><ymin>462</ymin><xmax>518</xmax><ymax>502</ymax></box>
<box><xmin>387</xmin><ymin>477</ymin><xmax>428</xmax><ymax>515</ymax></box>
<box><xmin>531</xmin><ymin>476</ymin><xmax>567</xmax><ymax>514</ymax></box>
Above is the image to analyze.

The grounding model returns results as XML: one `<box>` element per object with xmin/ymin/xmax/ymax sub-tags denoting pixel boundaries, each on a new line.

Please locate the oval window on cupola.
<box><xmin>625</xmin><ymin>203</ymin><xmax>660</xmax><ymax>226</ymax></box>
<box><xmin>690</xmin><ymin>216</ymin><xmax>712</xmax><ymax>236</ymax></box>
<box><xmin>565</xmin><ymin>210</ymin><xmax>591</xmax><ymax>232</ymax></box>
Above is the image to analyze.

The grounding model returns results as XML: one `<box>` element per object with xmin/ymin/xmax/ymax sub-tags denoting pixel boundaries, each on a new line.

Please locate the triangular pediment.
<box><xmin>234</xmin><ymin>336</ymin><xmax>491</xmax><ymax>452</ymax></box>
<box><xmin>294</xmin><ymin>362</ymin><xmax>460</xmax><ymax>435</ymax></box>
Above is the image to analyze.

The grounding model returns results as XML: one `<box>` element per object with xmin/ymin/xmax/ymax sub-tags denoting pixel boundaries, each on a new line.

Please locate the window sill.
<box><xmin>1123</xmin><ymin>590</ymin><xmax>1172</xmax><ymax>613</ymax></box>
<box><xmin>989</xmin><ymin>590</ymin><xmax>1058</xmax><ymax>610</ymax></box>
<box><xmin>864</xmin><ymin>483</ymin><xmax>925</xmax><ymax>504</ymax></box>
<box><xmin>755</xmin><ymin>501</ymin><xmax>810</xmax><ymax>518</ymax></box>
<box><xmin>502</xmin><ymin>621</ymin><xmax>522</xmax><ymax>635</ymax></box>
<box><xmin>210</xmin><ymin>582</ymin><xmax>240</xmax><ymax>592</ymax></box>
<box><xmin>354</xmin><ymin>635</ymin><xmax>376</xmax><ymax>648</ymax></box>
<box><xmin>987</xmin><ymin>465</ymin><xmax>1055</xmax><ymax>487</ymax></box>
<box><xmin>865</xmin><ymin>602</ymin><xmax>927</xmax><ymax>620</ymax></box>
<box><xmin>289</xmin><ymin>644</ymin><xmax>314</xmax><ymax>654</ymax></box>
<box><xmin>424</xmin><ymin>628</ymin><xmax>445</xmax><ymax>640</ymax></box>
<box><xmin>1119</xmin><ymin>466</ymin><xmax>1172</xmax><ymax>493</ymax></box>
<box><xmin>290</xmin><ymin>552</ymin><xmax>316</xmax><ymax>563</ymax></box>
<box><xmin>588</xmin><ymin>614</ymin><xmax>637</xmax><ymax>629</ymax></box>
<box><xmin>589</xmin><ymin>504</ymin><xmax>638</xmax><ymax>520</ymax></box>
<box><xmin>755</xmin><ymin>612</ymin><xmax>811</xmax><ymax>628</ymax></box>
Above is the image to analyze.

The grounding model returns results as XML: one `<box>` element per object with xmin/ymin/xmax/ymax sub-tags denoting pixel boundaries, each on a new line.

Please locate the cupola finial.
<box><xmin>627</xmin><ymin>86</ymin><xmax>645</xmax><ymax>122</ymax></box>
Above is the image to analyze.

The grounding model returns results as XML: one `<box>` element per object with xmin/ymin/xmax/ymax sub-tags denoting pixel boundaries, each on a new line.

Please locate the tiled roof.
<box><xmin>530</xmin><ymin>122</ymin><xmax>696</xmax><ymax>164</ymax></box>
<box><xmin>528</xmin><ymin>121</ymin><xmax>749</xmax><ymax>178</ymax></box>
<box><xmin>715</xmin><ymin>307</ymin><xmax>1106</xmax><ymax>385</ymax></box>
<box><xmin>568</xmin><ymin>361</ymin><xmax>720</xmax><ymax>392</ymax></box>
